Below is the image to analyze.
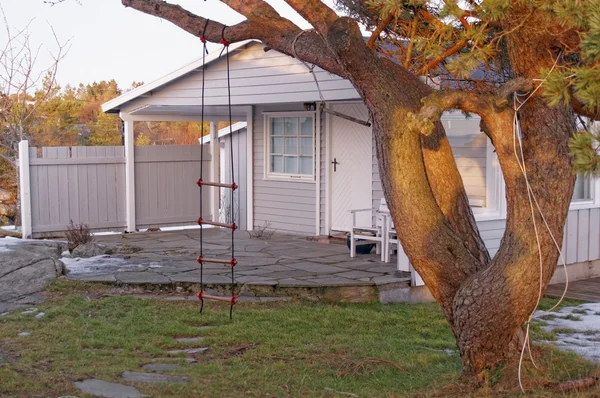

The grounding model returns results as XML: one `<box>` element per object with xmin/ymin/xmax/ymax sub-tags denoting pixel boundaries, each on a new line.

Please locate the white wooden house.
<box><xmin>102</xmin><ymin>40</ymin><xmax>600</xmax><ymax>284</ymax></box>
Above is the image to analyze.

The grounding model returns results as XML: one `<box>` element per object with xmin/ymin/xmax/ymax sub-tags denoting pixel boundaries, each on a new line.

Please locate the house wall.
<box><xmin>253</xmin><ymin>103</ymin><xmax>318</xmax><ymax>235</ymax></box>
<box><xmin>442</xmin><ymin>115</ymin><xmax>487</xmax><ymax>205</ymax></box>
<box><xmin>221</xmin><ymin>129</ymin><xmax>248</xmax><ymax>231</ymax></box>
<box><xmin>130</xmin><ymin>43</ymin><xmax>359</xmax><ymax>109</ymax></box>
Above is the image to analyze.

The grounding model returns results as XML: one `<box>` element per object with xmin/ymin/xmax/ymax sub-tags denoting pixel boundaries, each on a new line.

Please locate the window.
<box><xmin>572</xmin><ymin>173</ymin><xmax>592</xmax><ymax>201</ymax></box>
<box><xmin>266</xmin><ymin>114</ymin><xmax>314</xmax><ymax>180</ymax></box>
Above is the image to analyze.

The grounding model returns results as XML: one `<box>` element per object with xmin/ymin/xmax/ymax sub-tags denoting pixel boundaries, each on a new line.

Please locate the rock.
<box><xmin>142</xmin><ymin>363</ymin><xmax>182</xmax><ymax>371</ymax></box>
<box><xmin>121</xmin><ymin>371</ymin><xmax>190</xmax><ymax>384</ymax></box>
<box><xmin>74</xmin><ymin>379</ymin><xmax>147</xmax><ymax>398</ymax></box>
<box><xmin>18</xmin><ymin>331</ymin><xmax>30</xmax><ymax>336</ymax></box>
<box><xmin>72</xmin><ymin>243</ymin><xmax>113</xmax><ymax>258</ymax></box>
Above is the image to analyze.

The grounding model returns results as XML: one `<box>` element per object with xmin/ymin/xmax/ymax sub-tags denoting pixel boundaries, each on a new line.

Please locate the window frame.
<box><xmin>263</xmin><ymin>111</ymin><xmax>316</xmax><ymax>182</ymax></box>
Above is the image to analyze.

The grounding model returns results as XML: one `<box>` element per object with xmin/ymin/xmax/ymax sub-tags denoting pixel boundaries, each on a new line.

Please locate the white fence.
<box><xmin>18</xmin><ymin>141</ymin><xmax>211</xmax><ymax>238</ymax></box>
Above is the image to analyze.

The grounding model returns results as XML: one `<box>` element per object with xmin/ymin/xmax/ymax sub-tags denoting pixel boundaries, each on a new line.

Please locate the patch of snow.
<box><xmin>91</xmin><ymin>231</ymin><xmax>123</xmax><ymax>236</ymax></box>
<box><xmin>62</xmin><ymin>256</ymin><xmax>134</xmax><ymax>274</ymax></box>
<box><xmin>35</xmin><ymin>312</ymin><xmax>45</xmax><ymax>319</ymax></box>
<box><xmin>18</xmin><ymin>331</ymin><xmax>30</xmax><ymax>336</ymax></box>
<box><xmin>21</xmin><ymin>308</ymin><xmax>38</xmax><ymax>315</ymax></box>
<box><xmin>0</xmin><ymin>312</ymin><xmax>9</xmax><ymax>317</ymax></box>
<box><xmin>1</xmin><ymin>225</ymin><xmax>16</xmax><ymax>231</ymax></box>
<box><xmin>534</xmin><ymin>303</ymin><xmax>600</xmax><ymax>363</ymax></box>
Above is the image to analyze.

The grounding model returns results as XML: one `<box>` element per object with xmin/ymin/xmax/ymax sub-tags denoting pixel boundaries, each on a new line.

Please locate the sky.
<box><xmin>1</xmin><ymin>0</ymin><xmax>338</xmax><ymax>90</ymax></box>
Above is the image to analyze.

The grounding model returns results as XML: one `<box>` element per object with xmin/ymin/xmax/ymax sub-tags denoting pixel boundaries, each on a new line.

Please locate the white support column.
<box><xmin>315</xmin><ymin>103</ymin><xmax>321</xmax><ymax>236</ymax></box>
<box><xmin>209</xmin><ymin>122</ymin><xmax>220</xmax><ymax>222</ymax></box>
<box><xmin>246</xmin><ymin>106</ymin><xmax>254</xmax><ymax>231</ymax></box>
<box><xmin>123</xmin><ymin>119</ymin><xmax>136</xmax><ymax>232</ymax></box>
<box><xmin>18</xmin><ymin>140</ymin><xmax>32</xmax><ymax>239</ymax></box>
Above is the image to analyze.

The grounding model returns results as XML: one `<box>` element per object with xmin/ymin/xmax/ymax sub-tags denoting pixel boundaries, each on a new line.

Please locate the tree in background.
<box><xmin>120</xmin><ymin>0</ymin><xmax>600</xmax><ymax>380</ymax></box>
<box><xmin>0</xmin><ymin>7</ymin><xmax>69</xmax><ymax>215</ymax></box>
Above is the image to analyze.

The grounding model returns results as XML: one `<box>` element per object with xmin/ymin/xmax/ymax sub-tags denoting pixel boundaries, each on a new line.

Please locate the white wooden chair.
<box><xmin>349</xmin><ymin>208</ymin><xmax>385</xmax><ymax>258</ymax></box>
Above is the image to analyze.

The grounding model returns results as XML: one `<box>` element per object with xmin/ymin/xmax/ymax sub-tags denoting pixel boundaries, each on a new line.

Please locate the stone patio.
<box><xmin>65</xmin><ymin>228</ymin><xmax>426</xmax><ymax>303</ymax></box>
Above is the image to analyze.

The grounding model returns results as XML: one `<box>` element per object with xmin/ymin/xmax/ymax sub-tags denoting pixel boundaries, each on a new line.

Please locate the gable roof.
<box><xmin>200</xmin><ymin>122</ymin><xmax>247</xmax><ymax>144</ymax></box>
<box><xmin>102</xmin><ymin>40</ymin><xmax>256</xmax><ymax>114</ymax></box>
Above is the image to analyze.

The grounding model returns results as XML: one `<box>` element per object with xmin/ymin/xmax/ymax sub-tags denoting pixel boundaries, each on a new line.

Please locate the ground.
<box><xmin>0</xmin><ymin>280</ymin><xmax>598</xmax><ymax>397</ymax></box>
<box><xmin>0</xmin><ymin>234</ymin><xmax>599</xmax><ymax>397</ymax></box>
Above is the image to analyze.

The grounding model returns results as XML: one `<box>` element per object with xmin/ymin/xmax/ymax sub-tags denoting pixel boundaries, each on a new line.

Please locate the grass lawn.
<box><xmin>0</xmin><ymin>281</ymin><xmax>598</xmax><ymax>397</ymax></box>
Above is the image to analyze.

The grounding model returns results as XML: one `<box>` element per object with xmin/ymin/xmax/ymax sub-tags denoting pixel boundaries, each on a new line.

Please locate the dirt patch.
<box><xmin>193</xmin><ymin>343</ymin><xmax>256</xmax><ymax>363</ymax></box>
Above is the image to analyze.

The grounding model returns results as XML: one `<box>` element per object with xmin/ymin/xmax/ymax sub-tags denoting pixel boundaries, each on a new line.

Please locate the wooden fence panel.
<box><xmin>134</xmin><ymin>145</ymin><xmax>211</xmax><ymax>228</ymax></box>
<box><xmin>29</xmin><ymin>146</ymin><xmax>127</xmax><ymax>236</ymax></box>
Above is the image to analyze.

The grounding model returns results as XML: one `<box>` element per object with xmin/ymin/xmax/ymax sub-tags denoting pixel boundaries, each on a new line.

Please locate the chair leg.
<box><xmin>350</xmin><ymin>230</ymin><xmax>356</xmax><ymax>258</ymax></box>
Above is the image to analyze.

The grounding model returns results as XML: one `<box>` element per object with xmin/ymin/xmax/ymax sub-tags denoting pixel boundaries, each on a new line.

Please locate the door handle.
<box><xmin>331</xmin><ymin>158</ymin><xmax>339</xmax><ymax>172</ymax></box>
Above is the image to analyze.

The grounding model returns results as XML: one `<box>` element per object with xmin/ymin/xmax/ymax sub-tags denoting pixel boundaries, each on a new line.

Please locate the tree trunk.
<box><xmin>326</xmin><ymin>16</ymin><xmax>575</xmax><ymax>374</ymax></box>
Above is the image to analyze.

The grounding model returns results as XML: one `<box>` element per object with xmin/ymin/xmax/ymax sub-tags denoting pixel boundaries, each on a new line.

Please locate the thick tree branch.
<box><xmin>283</xmin><ymin>0</ymin><xmax>339</xmax><ymax>36</ymax></box>
<box><xmin>120</xmin><ymin>0</ymin><xmax>346</xmax><ymax>77</ymax></box>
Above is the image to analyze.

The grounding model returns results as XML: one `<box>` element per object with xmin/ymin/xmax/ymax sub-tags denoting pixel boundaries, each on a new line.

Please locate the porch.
<box><xmin>66</xmin><ymin>228</ymin><xmax>422</xmax><ymax>303</ymax></box>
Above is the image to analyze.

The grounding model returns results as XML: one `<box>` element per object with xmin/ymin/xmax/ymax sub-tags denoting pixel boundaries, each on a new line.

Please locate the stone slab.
<box><xmin>142</xmin><ymin>363</ymin><xmax>182</xmax><ymax>371</ymax></box>
<box><xmin>115</xmin><ymin>272</ymin><xmax>171</xmax><ymax>284</ymax></box>
<box><xmin>167</xmin><ymin>347</ymin><xmax>209</xmax><ymax>355</ymax></box>
<box><xmin>121</xmin><ymin>371</ymin><xmax>190</xmax><ymax>384</ymax></box>
<box><xmin>74</xmin><ymin>379</ymin><xmax>147</xmax><ymax>398</ymax></box>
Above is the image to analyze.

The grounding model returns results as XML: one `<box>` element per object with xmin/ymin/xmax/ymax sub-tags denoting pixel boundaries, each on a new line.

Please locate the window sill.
<box><xmin>263</xmin><ymin>175</ymin><xmax>316</xmax><ymax>183</ymax></box>
<box><xmin>569</xmin><ymin>200</ymin><xmax>600</xmax><ymax>210</ymax></box>
<box><xmin>473</xmin><ymin>209</ymin><xmax>505</xmax><ymax>222</ymax></box>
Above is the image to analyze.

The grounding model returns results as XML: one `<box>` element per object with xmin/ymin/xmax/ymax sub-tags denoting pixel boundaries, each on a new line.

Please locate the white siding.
<box><xmin>124</xmin><ymin>43</ymin><xmax>359</xmax><ymax>111</ymax></box>
<box><xmin>253</xmin><ymin>103</ymin><xmax>317</xmax><ymax>235</ymax></box>
<box><xmin>442</xmin><ymin>116</ymin><xmax>487</xmax><ymax>205</ymax></box>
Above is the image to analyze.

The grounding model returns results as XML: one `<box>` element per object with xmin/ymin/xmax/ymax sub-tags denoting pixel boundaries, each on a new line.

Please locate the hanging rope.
<box><xmin>198</xmin><ymin>19</ymin><xmax>209</xmax><ymax>314</ymax></box>
<box><xmin>196</xmin><ymin>24</ymin><xmax>238</xmax><ymax>320</ymax></box>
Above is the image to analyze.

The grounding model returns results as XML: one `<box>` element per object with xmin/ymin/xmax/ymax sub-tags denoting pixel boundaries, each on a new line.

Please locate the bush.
<box><xmin>65</xmin><ymin>220</ymin><xmax>93</xmax><ymax>252</ymax></box>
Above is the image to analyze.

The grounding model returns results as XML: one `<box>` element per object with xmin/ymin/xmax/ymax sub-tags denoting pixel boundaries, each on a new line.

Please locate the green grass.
<box><xmin>0</xmin><ymin>281</ymin><xmax>598</xmax><ymax>397</ymax></box>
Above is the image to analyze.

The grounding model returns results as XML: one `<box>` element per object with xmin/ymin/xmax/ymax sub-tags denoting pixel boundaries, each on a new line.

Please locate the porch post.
<box><xmin>18</xmin><ymin>140</ymin><xmax>32</xmax><ymax>239</ymax></box>
<box><xmin>209</xmin><ymin>122</ymin><xmax>220</xmax><ymax>222</ymax></box>
<box><xmin>123</xmin><ymin>118</ymin><xmax>136</xmax><ymax>232</ymax></box>
<box><xmin>245</xmin><ymin>106</ymin><xmax>254</xmax><ymax>231</ymax></box>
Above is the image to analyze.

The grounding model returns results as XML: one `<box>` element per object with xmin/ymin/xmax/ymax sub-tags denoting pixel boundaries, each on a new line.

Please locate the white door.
<box><xmin>330</xmin><ymin>103</ymin><xmax>373</xmax><ymax>232</ymax></box>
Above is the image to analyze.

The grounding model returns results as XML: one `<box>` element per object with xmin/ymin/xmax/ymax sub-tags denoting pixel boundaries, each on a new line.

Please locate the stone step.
<box><xmin>74</xmin><ymin>379</ymin><xmax>147</xmax><ymax>398</ymax></box>
<box><xmin>142</xmin><ymin>363</ymin><xmax>182</xmax><ymax>371</ymax></box>
<box><xmin>166</xmin><ymin>347</ymin><xmax>208</xmax><ymax>355</ymax></box>
<box><xmin>121</xmin><ymin>371</ymin><xmax>190</xmax><ymax>384</ymax></box>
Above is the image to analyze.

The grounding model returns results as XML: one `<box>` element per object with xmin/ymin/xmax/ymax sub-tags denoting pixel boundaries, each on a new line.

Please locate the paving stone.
<box><xmin>69</xmin><ymin>274</ymin><xmax>117</xmax><ymax>282</ymax></box>
<box><xmin>175</xmin><ymin>337</ymin><xmax>204</xmax><ymax>343</ymax></box>
<box><xmin>277</xmin><ymin>278</ymin><xmax>321</xmax><ymax>287</ymax></box>
<box><xmin>287</xmin><ymin>262</ymin><xmax>350</xmax><ymax>274</ymax></box>
<box><xmin>150</xmin><ymin>357</ymin><xmax>197</xmax><ymax>363</ymax></box>
<box><xmin>167</xmin><ymin>347</ymin><xmax>209</xmax><ymax>355</ymax></box>
<box><xmin>115</xmin><ymin>272</ymin><xmax>171</xmax><ymax>284</ymax></box>
<box><xmin>334</xmin><ymin>270</ymin><xmax>382</xmax><ymax>279</ymax></box>
<box><xmin>309</xmin><ymin>277</ymin><xmax>372</xmax><ymax>286</ymax></box>
<box><xmin>365</xmin><ymin>265</ymin><xmax>398</xmax><ymax>273</ymax></box>
<box><xmin>372</xmin><ymin>275</ymin><xmax>412</xmax><ymax>285</ymax></box>
<box><xmin>235</xmin><ymin>275</ymin><xmax>277</xmax><ymax>284</ymax></box>
<box><xmin>142</xmin><ymin>363</ymin><xmax>182</xmax><ymax>371</ymax></box>
<box><xmin>74</xmin><ymin>379</ymin><xmax>147</xmax><ymax>398</ymax></box>
<box><xmin>121</xmin><ymin>371</ymin><xmax>190</xmax><ymax>384</ymax></box>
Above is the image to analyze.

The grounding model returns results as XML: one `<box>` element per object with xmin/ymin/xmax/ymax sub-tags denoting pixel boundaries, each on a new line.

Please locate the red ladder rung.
<box><xmin>197</xmin><ymin>179</ymin><xmax>237</xmax><ymax>191</ymax></box>
<box><xmin>197</xmin><ymin>256</ymin><xmax>237</xmax><ymax>267</ymax></box>
<box><xmin>197</xmin><ymin>217</ymin><xmax>237</xmax><ymax>230</ymax></box>
<box><xmin>198</xmin><ymin>291</ymin><xmax>237</xmax><ymax>305</ymax></box>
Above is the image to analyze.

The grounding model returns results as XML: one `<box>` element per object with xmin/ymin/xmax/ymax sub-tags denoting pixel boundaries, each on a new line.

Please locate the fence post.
<box><xmin>123</xmin><ymin>119</ymin><xmax>136</xmax><ymax>232</ymax></box>
<box><xmin>18</xmin><ymin>140</ymin><xmax>32</xmax><ymax>239</ymax></box>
